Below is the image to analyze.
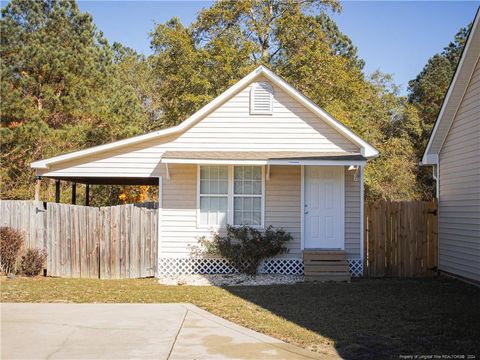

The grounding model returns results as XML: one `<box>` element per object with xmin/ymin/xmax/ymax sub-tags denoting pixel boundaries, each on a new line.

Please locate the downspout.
<box><xmin>432</xmin><ymin>164</ymin><xmax>439</xmax><ymax>200</ymax></box>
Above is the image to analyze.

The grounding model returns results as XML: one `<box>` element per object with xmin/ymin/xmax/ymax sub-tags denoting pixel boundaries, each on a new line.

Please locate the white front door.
<box><xmin>304</xmin><ymin>166</ymin><xmax>344</xmax><ymax>249</ymax></box>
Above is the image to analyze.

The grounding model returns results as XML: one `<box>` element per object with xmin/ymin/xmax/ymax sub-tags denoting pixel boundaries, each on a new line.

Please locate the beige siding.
<box><xmin>39</xmin><ymin>78</ymin><xmax>358</xmax><ymax>178</ymax></box>
<box><xmin>160</xmin><ymin>164</ymin><xmax>211</xmax><ymax>257</ymax></box>
<box><xmin>345</xmin><ymin>168</ymin><xmax>361</xmax><ymax>259</ymax></box>
<box><xmin>170</xmin><ymin>77</ymin><xmax>359</xmax><ymax>152</ymax></box>
<box><xmin>159</xmin><ymin>165</ymin><xmax>361</xmax><ymax>259</ymax></box>
<box><xmin>438</xmin><ymin>58</ymin><xmax>480</xmax><ymax>282</ymax></box>
<box><xmin>265</xmin><ymin>166</ymin><xmax>301</xmax><ymax>258</ymax></box>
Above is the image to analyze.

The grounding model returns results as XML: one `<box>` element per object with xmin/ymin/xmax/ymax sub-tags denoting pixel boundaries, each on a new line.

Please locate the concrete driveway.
<box><xmin>1</xmin><ymin>303</ymin><xmax>334</xmax><ymax>360</ymax></box>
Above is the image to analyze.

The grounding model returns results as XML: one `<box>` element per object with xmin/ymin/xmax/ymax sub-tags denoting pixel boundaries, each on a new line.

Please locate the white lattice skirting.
<box><xmin>158</xmin><ymin>258</ymin><xmax>363</xmax><ymax>277</ymax></box>
<box><xmin>348</xmin><ymin>259</ymin><xmax>363</xmax><ymax>277</ymax></box>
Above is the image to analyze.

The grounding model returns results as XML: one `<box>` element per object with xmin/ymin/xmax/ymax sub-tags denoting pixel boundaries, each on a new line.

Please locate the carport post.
<box><xmin>55</xmin><ymin>180</ymin><xmax>61</xmax><ymax>203</ymax></box>
<box><xmin>71</xmin><ymin>182</ymin><xmax>77</xmax><ymax>204</ymax></box>
<box><xmin>85</xmin><ymin>184</ymin><xmax>90</xmax><ymax>206</ymax></box>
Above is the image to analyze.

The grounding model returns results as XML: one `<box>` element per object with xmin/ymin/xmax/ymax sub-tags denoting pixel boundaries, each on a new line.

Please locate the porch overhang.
<box><xmin>160</xmin><ymin>151</ymin><xmax>367</xmax><ymax>166</ymax></box>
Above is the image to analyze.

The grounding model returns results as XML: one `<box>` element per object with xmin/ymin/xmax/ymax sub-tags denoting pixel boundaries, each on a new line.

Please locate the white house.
<box><xmin>31</xmin><ymin>66</ymin><xmax>378</xmax><ymax>279</ymax></box>
<box><xmin>422</xmin><ymin>10</ymin><xmax>480</xmax><ymax>283</ymax></box>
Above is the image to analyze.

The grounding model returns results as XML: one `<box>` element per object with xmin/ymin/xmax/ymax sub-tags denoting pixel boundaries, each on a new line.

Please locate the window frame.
<box><xmin>197</xmin><ymin>165</ymin><xmax>229</xmax><ymax>229</ymax></box>
<box><xmin>197</xmin><ymin>164</ymin><xmax>265</xmax><ymax>229</ymax></box>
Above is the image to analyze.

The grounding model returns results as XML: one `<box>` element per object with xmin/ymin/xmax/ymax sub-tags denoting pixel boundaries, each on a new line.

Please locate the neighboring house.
<box><xmin>422</xmin><ymin>10</ymin><xmax>480</xmax><ymax>283</ymax></box>
<box><xmin>31</xmin><ymin>66</ymin><xmax>378</xmax><ymax>279</ymax></box>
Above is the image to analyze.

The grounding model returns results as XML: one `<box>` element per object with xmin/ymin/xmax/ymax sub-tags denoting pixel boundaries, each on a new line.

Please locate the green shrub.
<box><xmin>0</xmin><ymin>226</ymin><xmax>24</xmax><ymax>274</ymax></box>
<box><xmin>199</xmin><ymin>225</ymin><xmax>292</xmax><ymax>275</ymax></box>
<box><xmin>20</xmin><ymin>249</ymin><xmax>47</xmax><ymax>277</ymax></box>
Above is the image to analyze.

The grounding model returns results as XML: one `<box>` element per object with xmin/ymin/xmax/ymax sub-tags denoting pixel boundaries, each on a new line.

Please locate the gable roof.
<box><xmin>422</xmin><ymin>8</ymin><xmax>480</xmax><ymax>165</ymax></box>
<box><xmin>31</xmin><ymin>65</ymin><xmax>378</xmax><ymax>170</ymax></box>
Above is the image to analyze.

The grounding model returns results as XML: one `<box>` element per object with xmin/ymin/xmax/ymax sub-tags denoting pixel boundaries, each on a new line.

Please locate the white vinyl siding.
<box><xmin>345</xmin><ymin>167</ymin><xmax>361</xmax><ymax>259</ymax></box>
<box><xmin>438</xmin><ymin>58</ymin><xmax>480</xmax><ymax>282</ymax></box>
<box><xmin>38</xmin><ymin>77</ymin><xmax>359</xmax><ymax>178</ymax></box>
<box><xmin>161</xmin><ymin>164</ymin><xmax>206</xmax><ymax>257</ymax></box>
<box><xmin>265</xmin><ymin>166</ymin><xmax>302</xmax><ymax>258</ymax></box>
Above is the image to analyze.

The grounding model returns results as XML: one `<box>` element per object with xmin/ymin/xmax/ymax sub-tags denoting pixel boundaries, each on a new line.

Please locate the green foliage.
<box><xmin>2</xmin><ymin>0</ymin><xmax>470</xmax><ymax>203</ymax></box>
<box><xmin>0</xmin><ymin>227</ymin><xmax>24</xmax><ymax>274</ymax></box>
<box><xmin>317</xmin><ymin>12</ymin><xmax>365</xmax><ymax>70</ymax></box>
<box><xmin>199</xmin><ymin>225</ymin><xmax>292</xmax><ymax>275</ymax></box>
<box><xmin>1</xmin><ymin>0</ymin><xmax>148</xmax><ymax>200</ymax></box>
<box><xmin>20</xmin><ymin>248</ymin><xmax>48</xmax><ymax>276</ymax></box>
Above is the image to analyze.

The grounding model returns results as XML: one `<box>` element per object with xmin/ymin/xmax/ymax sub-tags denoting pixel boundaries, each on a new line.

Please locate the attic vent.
<box><xmin>250</xmin><ymin>82</ymin><xmax>274</xmax><ymax>115</ymax></box>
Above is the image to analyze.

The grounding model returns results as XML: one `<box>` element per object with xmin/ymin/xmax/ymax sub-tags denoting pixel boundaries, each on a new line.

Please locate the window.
<box><xmin>199</xmin><ymin>166</ymin><xmax>228</xmax><ymax>226</ymax></box>
<box><xmin>234</xmin><ymin>166</ymin><xmax>262</xmax><ymax>226</ymax></box>
<box><xmin>250</xmin><ymin>82</ymin><xmax>274</xmax><ymax>115</ymax></box>
<box><xmin>198</xmin><ymin>165</ymin><xmax>264</xmax><ymax>227</ymax></box>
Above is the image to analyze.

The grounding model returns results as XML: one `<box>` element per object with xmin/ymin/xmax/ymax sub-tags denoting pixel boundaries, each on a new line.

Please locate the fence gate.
<box><xmin>0</xmin><ymin>200</ymin><xmax>46</xmax><ymax>250</ymax></box>
<box><xmin>364</xmin><ymin>200</ymin><xmax>437</xmax><ymax>277</ymax></box>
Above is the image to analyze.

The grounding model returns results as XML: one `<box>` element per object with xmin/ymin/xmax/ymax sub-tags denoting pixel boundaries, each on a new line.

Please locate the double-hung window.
<box><xmin>198</xmin><ymin>165</ymin><xmax>263</xmax><ymax>228</ymax></box>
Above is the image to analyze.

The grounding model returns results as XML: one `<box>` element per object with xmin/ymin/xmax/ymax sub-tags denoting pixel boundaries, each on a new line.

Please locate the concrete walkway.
<box><xmin>1</xmin><ymin>303</ymin><xmax>336</xmax><ymax>359</ymax></box>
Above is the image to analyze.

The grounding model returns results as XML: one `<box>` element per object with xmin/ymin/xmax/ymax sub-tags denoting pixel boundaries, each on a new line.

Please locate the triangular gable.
<box><xmin>422</xmin><ymin>8</ymin><xmax>480</xmax><ymax>165</ymax></box>
<box><xmin>32</xmin><ymin>66</ymin><xmax>378</xmax><ymax>170</ymax></box>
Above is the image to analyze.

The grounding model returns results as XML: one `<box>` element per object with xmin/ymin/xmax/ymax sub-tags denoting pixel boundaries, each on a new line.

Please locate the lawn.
<box><xmin>1</xmin><ymin>276</ymin><xmax>479</xmax><ymax>359</ymax></box>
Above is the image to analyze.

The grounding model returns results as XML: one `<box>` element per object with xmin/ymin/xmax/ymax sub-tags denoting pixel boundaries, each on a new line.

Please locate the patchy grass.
<box><xmin>1</xmin><ymin>276</ymin><xmax>479</xmax><ymax>359</ymax></box>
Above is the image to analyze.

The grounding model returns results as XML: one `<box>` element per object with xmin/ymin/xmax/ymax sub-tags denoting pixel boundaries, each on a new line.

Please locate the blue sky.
<box><xmin>74</xmin><ymin>1</ymin><xmax>479</xmax><ymax>94</ymax></box>
<box><xmin>4</xmin><ymin>1</ymin><xmax>479</xmax><ymax>93</ymax></box>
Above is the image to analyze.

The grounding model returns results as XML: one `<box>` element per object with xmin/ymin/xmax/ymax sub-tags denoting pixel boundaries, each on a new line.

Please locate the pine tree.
<box><xmin>1</xmin><ymin>0</ymin><xmax>147</xmax><ymax>199</ymax></box>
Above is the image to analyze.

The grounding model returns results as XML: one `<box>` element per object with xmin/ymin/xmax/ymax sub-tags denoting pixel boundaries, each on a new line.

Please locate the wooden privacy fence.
<box><xmin>2</xmin><ymin>199</ymin><xmax>439</xmax><ymax>279</ymax></box>
<box><xmin>0</xmin><ymin>201</ymin><xmax>158</xmax><ymax>279</ymax></box>
<box><xmin>364</xmin><ymin>200</ymin><xmax>437</xmax><ymax>277</ymax></box>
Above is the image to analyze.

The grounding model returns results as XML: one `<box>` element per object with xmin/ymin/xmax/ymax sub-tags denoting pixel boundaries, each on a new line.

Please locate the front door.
<box><xmin>304</xmin><ymin>166</ymin><xmax>344</xmax><ymax>249</ymax></box>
